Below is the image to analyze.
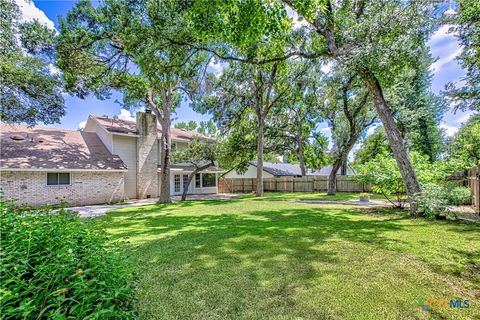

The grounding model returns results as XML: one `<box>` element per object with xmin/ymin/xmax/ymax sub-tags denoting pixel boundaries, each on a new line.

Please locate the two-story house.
<box><xmin>0</xmin><ymin>111</ymin><xmax>222</xmax><ymax>206</ymax></box>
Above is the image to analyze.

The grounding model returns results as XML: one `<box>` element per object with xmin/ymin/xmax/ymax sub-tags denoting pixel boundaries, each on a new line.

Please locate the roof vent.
<box><xmin>102</xmin><ymin>114</ymin><xmax>109</xmax><ymax>118</ymax></box>
<box><xmin>10</xmin><ymin>135</ymin><xmax>25</xmax><ymax>141</ymax></box>
<box><xmin>145</xmin><ymin>109</ymin><xmax>152</xmax><ymax>114</ymax></box>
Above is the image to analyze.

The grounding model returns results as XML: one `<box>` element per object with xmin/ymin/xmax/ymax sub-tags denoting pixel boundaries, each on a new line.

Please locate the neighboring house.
<box><xmin>0</xmin><ymin>111</ymin><xmax>222</xmax><ymax>206</ymax></box>
<box><xmin>223</xmin><ymin>161</ymin><xmax>351</xmax><ymax>179</ymax></box>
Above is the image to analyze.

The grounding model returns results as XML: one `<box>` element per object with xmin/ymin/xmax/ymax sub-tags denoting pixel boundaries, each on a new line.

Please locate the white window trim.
<box><xmin>46</xmin><ymin>172</ymin><xmax>71</xmax><ymax>187</ymax></box>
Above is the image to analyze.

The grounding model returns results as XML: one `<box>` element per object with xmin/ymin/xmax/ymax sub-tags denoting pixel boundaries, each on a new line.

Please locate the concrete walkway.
<box><xmin>69</xmin><ymin>193</ymin><xmax>239</xmax><ymax>218</ymax></box>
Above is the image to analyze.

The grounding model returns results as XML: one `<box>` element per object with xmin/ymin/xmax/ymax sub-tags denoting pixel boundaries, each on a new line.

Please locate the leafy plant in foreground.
<box><xmin>0</xmin><ymin>197</ymin><xmax>137</xmax><ymax>319</ymax></box>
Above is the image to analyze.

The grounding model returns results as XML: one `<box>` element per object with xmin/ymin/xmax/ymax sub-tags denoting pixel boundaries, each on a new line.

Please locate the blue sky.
<box><xmin>20</xmin><ymin>0</ymin><xmax>473</xmax><ymax>136</ymax></box>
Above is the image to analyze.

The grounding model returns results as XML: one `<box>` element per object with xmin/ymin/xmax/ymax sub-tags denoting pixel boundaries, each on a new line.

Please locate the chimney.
<box><xmin>136</xmin><ymin>111</ymin><xmax>157</xmax><ymax>136</ymax></box>
<box><xmin>136</xmin><ymin>111</ymin><xmax>159</xmax><ymax>199</ymax></box>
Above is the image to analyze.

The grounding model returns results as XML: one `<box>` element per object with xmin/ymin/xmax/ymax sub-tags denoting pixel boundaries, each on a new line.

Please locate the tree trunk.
<box><xmin>298</xmin><ymin>149</ymin><xmax>306</xmax><ymax>176</ymax></box>
<box><xmin>256</xmin><ymin>118</ymin><xmax>265</xmax><ymax>197</ymax></box>
<box><xmin>362</xmin><ymin>74</ymin><xmax>421</xmax><ymax>215</ymax></box>
<box><xmin>327</xmin><ymin>132</ymin><xmax>358</xmax><ymax>196</ymax></box>
<box><xmin>181</xmin><ymin>171</ymin><xmax>196</xmax><ymax>201</ymax></box>
<box><xmin>158</xmin><ymin>117</ymin><xmax>172</xmax><ymax>203</ymax></box>
<box><xmin>327</xmin><ymin>157</ymin><xmax>343</xmax><ymax>195</ymax></box>
<box><xmin>296</xmin><ymin>122</ymin><xmax>306</xmax><ymax>176</ymax></box>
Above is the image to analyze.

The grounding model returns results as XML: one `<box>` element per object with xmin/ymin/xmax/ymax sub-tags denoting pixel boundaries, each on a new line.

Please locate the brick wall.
<box><xmin>0</xmin><ymin>171</ymin><xmax>125</xmax><ymax>207</ymax></box>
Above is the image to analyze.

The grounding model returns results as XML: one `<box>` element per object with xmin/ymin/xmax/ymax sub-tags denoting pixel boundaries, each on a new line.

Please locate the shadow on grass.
<box><xmin>98</xmin><ymin>201</ymin><xmax>480</xmax><ymax>319</ymax></box>
<box><xmin>102</xmin><ymin>204</ymin><xmax>408</xmax><ymax>263</ymax></box>
<box><xmin>101</xmin><ymin>201</ymin><xmax>480</xmax><ymax>280</ymax></box>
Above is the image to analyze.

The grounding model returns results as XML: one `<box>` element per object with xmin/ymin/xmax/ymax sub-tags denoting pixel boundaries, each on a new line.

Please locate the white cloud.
<box><xmin>78</xmin><ymin>121</ymin><xmax>87</xmax><ymax>130</ymax></box>
<box><xmin>455</xmin><ymin>110</ymin><xmax>474</xmax><ymax>124</ymax></box>
<box><xmin>429</xmin><ymin>25</ymin><xmax>454</xmax><ymax>45</ymax></box>
<box><xmin>430</xmin><ymin>47</ymin><xmax>462</xmax><ymax>73</ymax></box>
<box><xmin>208</xmin><ymin>60</ymin><xmax>223</xmax><ymax>76</ymax></box>
<box><xmin>366</xmin><ymin>124</ymin><xmax>378</xmax><ymax>137</ymax></box>
<box><xmin>117</xmin><ymin>109</ymin><xmax>136</xmax><ymax>122</ymax></box>
<box><xmin>15</xmin><ymin>0</ymin><xmax>55</xmax><ymax>30</ymax></box>
<box><xmin>428</xmin><ymin>24</ymin><xmax>463</xmax><ymax>74</ymax></box>
<box><xmin>439</xmin><ymin>122</ymin><xmax>458</xmax><ymax>137</ymax></box>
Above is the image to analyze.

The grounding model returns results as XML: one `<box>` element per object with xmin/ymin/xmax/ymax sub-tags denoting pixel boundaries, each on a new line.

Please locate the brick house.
<box><xmin>0</xmin><ymin>111</ymin><xmax>222</xmax><ymax>206</ymax></box>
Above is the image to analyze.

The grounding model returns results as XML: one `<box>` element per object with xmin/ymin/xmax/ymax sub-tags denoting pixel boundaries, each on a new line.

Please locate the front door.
<box><xmin>173</xmin><ymin>174</ymin><xmax>190</xmax><ymax>195</ymax></box>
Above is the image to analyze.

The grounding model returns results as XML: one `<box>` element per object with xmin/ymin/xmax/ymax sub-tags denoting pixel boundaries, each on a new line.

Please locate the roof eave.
<box><xmin>0</xmin><ymin>168</ymin><xmax>128</xmax><ymax>172</ymax></box>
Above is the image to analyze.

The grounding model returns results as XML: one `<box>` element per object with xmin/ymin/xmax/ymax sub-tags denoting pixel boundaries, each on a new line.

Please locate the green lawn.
<box><xmin>232</xmin><ymin>192</ymin><xmax>390</xmax><ymax>201</ymax></box>
<box><xmin>99</xmin><ymin>198</ymin><xmax>480</xmax><ymax>319</ymax></box>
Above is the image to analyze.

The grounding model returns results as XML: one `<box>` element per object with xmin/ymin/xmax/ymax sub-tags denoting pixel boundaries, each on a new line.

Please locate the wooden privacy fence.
<box><xmin>469</xmin><ymin>165</ymin><xmax>480</xmax><ymax>214</ymax></box>
<box><xmin>218</xmin><ymin>176</ymin><xmax>372</xmax><ymax>194</ymax></box>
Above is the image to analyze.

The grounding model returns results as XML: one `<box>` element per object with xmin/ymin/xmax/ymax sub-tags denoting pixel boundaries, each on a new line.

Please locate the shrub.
<box><xmin>447</xmin><ymin>186</ymin><xmax>472</xmax><ymax>205</ymax></box>
<box><xmin>354</xmin><ymin>155</ymin><xmax>407</xmax><ymax>207</ymax></box>
<box><xmin>414</xmin><ymin>184</ymin><xmax>448</xmax><ymax>219</ymax></box>
<box><xmin>0</xmin><ymin>197</ymin><xmax>137</xmax><ymax>319</ymax></box>
<box><xmin>354</xmin><ymin>152</ymin><xmax>469</xmax><ymax>211</ymax></box>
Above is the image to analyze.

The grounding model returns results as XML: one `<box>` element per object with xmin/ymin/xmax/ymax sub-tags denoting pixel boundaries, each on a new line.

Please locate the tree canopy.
<box><xmin>0</xmin><ymin>0</ymin><xmax>65</xmax><ymax>125</ymax></box>
<box><xmin>446</xmin><ymin>0</ymin><xmax>480</xmax><ymax>111</ymax></box>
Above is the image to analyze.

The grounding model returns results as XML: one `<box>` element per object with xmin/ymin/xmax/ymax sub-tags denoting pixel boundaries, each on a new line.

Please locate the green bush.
<box><xmin>414</xmin><ymin>184</ymin><xmax>448</xmax><ymax>219</ymax></box>
<box><xmin>447</xmin><ymin>186</ymin><xmax>472</xmax><ymax>205</ymax></box>
<box><xmin>0</xmin><ymin>197</ymin><xmax>137</xmax><ymax>319</ymax></box>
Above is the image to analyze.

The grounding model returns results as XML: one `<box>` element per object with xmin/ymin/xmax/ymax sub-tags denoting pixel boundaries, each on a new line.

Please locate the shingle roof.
<box><xmin>249</xmin><ymin>161</ymin><xmax>304</xmax><ymax>176</ymax></box>
<box><xmin>249</xmin><ymin>162</ymin><xmax>337</xmax><ymax>176</ymax></box>
<box><xmin>92</xmin><ymin>115</ymin><xmax>212</xmax><ymax>142</ymax></box>
<box><xmin>0</xmin><ymin>124</ymin><xmax>127</xmax><ymax>171</ymax></box>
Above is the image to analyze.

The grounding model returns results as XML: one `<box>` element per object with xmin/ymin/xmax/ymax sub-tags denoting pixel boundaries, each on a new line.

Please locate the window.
<box><xmin>174</xmin><ymin>174</ymin><xmax>181</xmax><ymax>192</ymax></box>
<box><xmin>202</xmin><ymin>173</ymin><xmax>216</xmax><ymax>188</ymax></box>
<box><xmin>195</xmin><ymin>173</ymin><xmax>201</xmax><ymax>188</ymax></box>
<box><xmin>46</xmin><ymin>172</ymin><xmax>70</xmax><ymax>186</ymax></box>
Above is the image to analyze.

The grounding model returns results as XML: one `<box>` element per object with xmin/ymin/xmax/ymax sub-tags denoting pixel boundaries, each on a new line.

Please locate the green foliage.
<box><xmin>354</xmin><ymin>127</ymin><xmax>392</xmax><ymax>164</ymax></box>
<box><xmin>172</xmin><ymin>137</ymin><xmax>218</xmax><ymax>167</ymax></box>
<box><xmin>447</xmin><ymin>0</ymin><xmax>480</xmax><ymax>111</ymax></box>
<box><xmin>175</xmin><ymin>120</ymin><xmax>198</xmax><ymax>131</ymax></box>
<box><xmin>447</xmin><ymin>114</ymin><xmax>480</xmax><ymax>167</ymax></box>
<box><xmin>414</xmin><ymin>184</ymin><xmax>448</xmax><ymax>218</ymax></box>
<box><xmin>266</xmin><ymin>60</ymin><xmax>329</xmax><ymax>170</ymax></box>
<box><xmin>354</xmin><ymin>154</ymin><xmax>407</xmax><ymax>207</ymax></box>
<box><xmin>217</xmin><ymin>119</ymin><xmax>257</xmax><ymax>172</ymax></box>
<box><xmin>388</xmin><ymin>48</ymin><xmax>447</xmax><ymax>161</ymax></box>
<box><xmin>19</xmin><ymin>21</ymin><xmax>56</xmax><ymax>56</ymax></box>
<box><xmin>187</xmin><ymin>0</ymin><xmax>290</xmax><ymax>54</ymax></box>
<box><xmin>0</xmin><ymin>0</ymin><xmax>65</xmax><ymax>125</ymax></box>
<box><xmin>0</xmin><ymin>197</ymin><xmax>136</xmax><ymax>319</ymax></box>
<box><xmin>447</xmin><ymin>186</ymin><xmax>472</xmax><ymax>206</ymax></box>
<box><xmin>197</xmin><ymin>120</ymin><xmax>218</xmax><ymax>137</ymax></box>
<box><xmin>174</xmin><ymin>120</ymin><xmax>218</xmax><ymax>137</ymax></box>
<box><xmin>415</xmin><ymin>184</ymin><xmax>471</xmax><ymax>219</ymax></box>
<box><xmin>354</xmin><ymin>152</ymin><xmax>459</xmax><ymax>209</ymax></box>
<box><xmin>56</xmin><ymin>0</ymin><xmax>206</xmax><ymax>107</ymax></box>
<box><xmin>303</xmin><ymin>134</ymin><xmax>329</xmax><ymax>171</ymax></box>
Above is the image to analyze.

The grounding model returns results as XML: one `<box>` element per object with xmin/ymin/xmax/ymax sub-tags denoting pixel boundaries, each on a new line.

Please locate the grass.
<box><xmin>98</xmin><ymin>197</ymin><xmax>480</xmax><ymax>320</ymax></box>
<box><xmin>232</xmin><ymin>192</ymin><xmax>390</xmax><ymax>201</ymax></box>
